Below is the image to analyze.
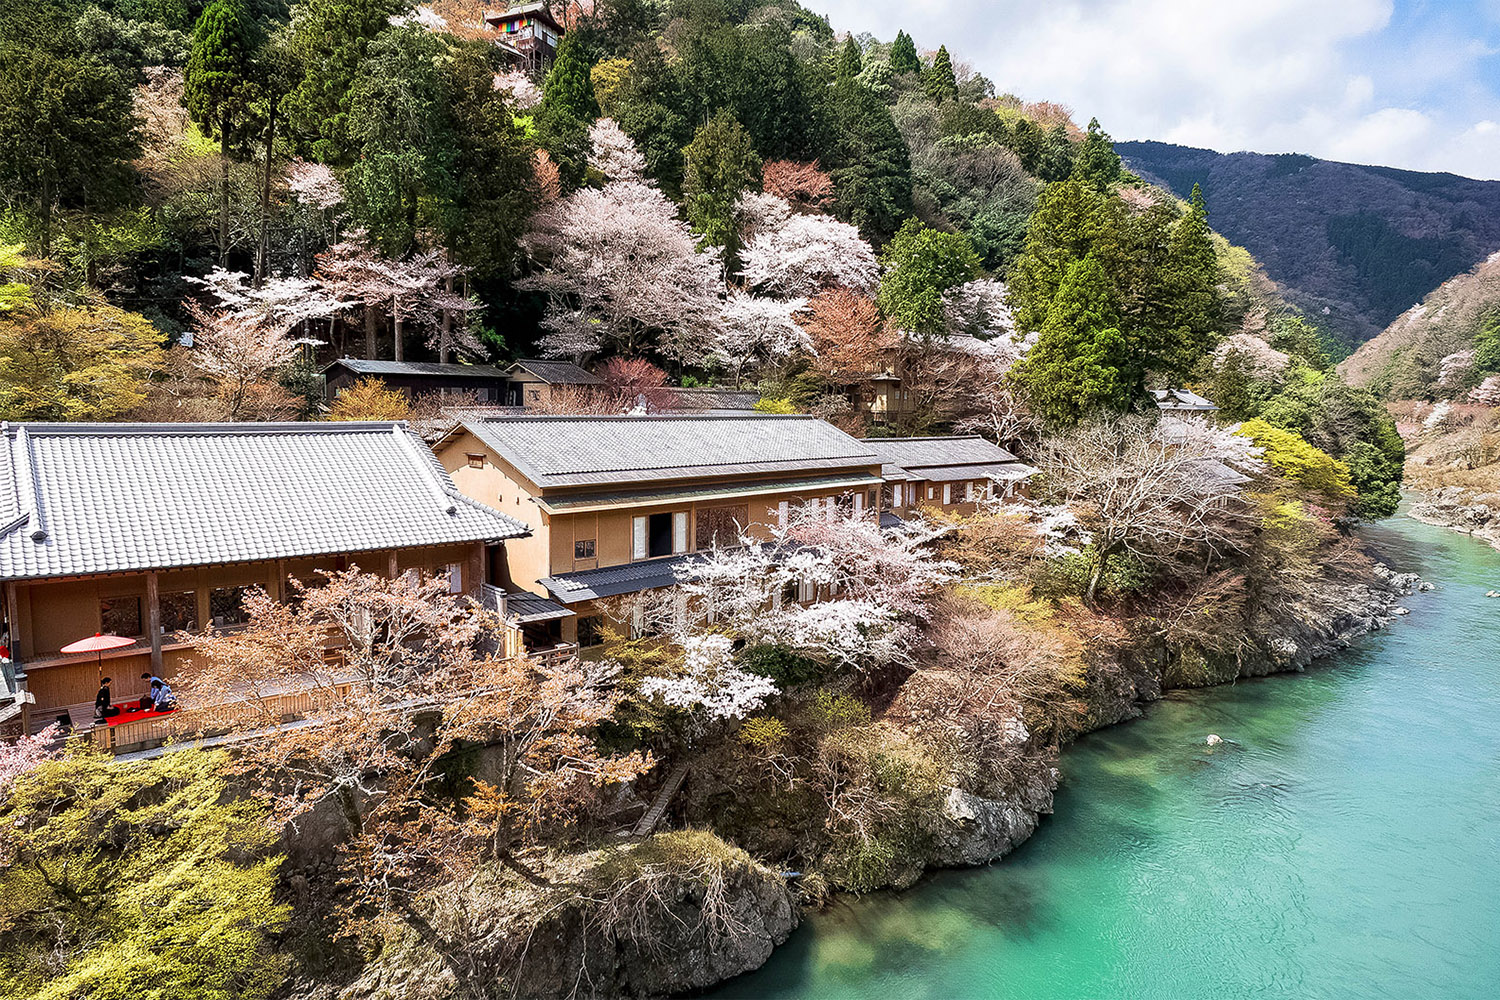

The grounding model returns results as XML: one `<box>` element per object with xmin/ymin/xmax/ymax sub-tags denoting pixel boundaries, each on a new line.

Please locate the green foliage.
<box><xmin>826</xmin><ymin>77</ymin><xmax>912</xmax><ymax>240</ymax></box>
<box><xmin>738</xmin><ymin>716</ymin><xmax>790</xmax><ymax>752</ymax></box>
<box><xmin>75</xmin><ymin>6</ymin><xmax>191</xmax><ymax>80</ymax></box>
<box><xmin>876</xmin><ymin>217</ymin><xmax>979</xmax><ymax>338</ymax></box>
<box><xmin>1268</xmin><ymin>314</ymin><xmax>1332</xmax><ymax>371</ymax></box>
<box><xmin>183</xmin><ymin>0</ymin><xmax>259</xmax><ymax>144</ymax></box>
<box><xmin>801</xmin><ymin>689</ymin><xmax>871</xmax><ymax>732</ymax></box>
<box><xmin>1072</xmin><ymin>116</ymin><xmax>1121</xmax><ymax>192</ymax></box>
<box><xmin>284</xmin><ymin>0</ymin><xmax>409</xmax><ymax>163</ymax></box>
<box><xmin>1238</xmin><ymin>418</ymin><xmax>1356</xmax><ymax>508</ymax></box>
<box><xmin>542</xmin><ymin>31</ymin><xmax>600</xmax><ymax>122</ymax></box>
<box><xmin>1011</xmin><ymin>253</ymin><xmax>1129</xmax><ymax>424</ymax></box>
<box><xmin>1008</xmin><ymin>178</ymin><xmax>1225</xmax><ymax>423</ymax></box>
<box><xmin>0</xmin><ymin>747</ymin><xmax>289</xmax><ymax>1000</ymax></box>
<box><xmin>836</xmin><ymin>35</ymin><xmax>862</xmax><ymax>80</ymax></box>
<box><xmin>0</xmin><ymin>25</ymin><xmax>141</xmax><ymax>251</ymax></box>
<box><xmin>738</xmin><ymin>643</ymin><xmax>824</xmax><ymax>686</ymax></box>
<box><xmin>923</xmin><ymin>44</ymin><xmax>956</xmax><ymax>103</ymax></box>
<box><xmin>1032</xmin><ymin>548</ymin><xmax>1153</xmax><ymax>601</ymax></box>
<box><xmin>888</xmin><ymin>29</ymin><xmax>919</xmax><ymax>75</ymax></box>
<box><xmin>682</xmin><ymin>109</ymin><xmax>760</xmax><ymax>254</ymax></box>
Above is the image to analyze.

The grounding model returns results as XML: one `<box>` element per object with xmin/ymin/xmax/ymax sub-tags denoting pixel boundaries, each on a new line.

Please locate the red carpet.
<box><xmin>107</xmin><ymin>705</ymin><xmax>176</xmax><ymax>726</ymax></box>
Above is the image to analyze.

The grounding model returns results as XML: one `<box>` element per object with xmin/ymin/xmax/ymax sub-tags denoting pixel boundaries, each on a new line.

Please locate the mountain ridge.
<box><xmin>1118</xmin><ymin>140</ymin><xmax>1500</xmax><ymax>349</ymax></box>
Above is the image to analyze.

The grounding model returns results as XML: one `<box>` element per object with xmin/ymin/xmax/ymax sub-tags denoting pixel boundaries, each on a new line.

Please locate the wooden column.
<box><xmin>467</xmin><ymin>542</ymin><xmax>484</xmax><ymax>597</ymax></box>
<box><xmin>388</xmin><ymin>550</ymin><xmax>400</xmax><ymax>579</ymax></box>
<box><xmin>145</xmin><ymin>570</ymin><xmax>163</xmax><ymax>674</ymax></box>
<box><xmin>274</xmin><ymin>559</ymin><xmax>286</xmax><ymax>602</ymax></box>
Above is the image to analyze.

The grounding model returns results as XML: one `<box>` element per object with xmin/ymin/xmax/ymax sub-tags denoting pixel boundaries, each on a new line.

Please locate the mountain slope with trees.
<box><xmin>1118</xmin><ymin>140</ymin><xmax>1500</xmax><ymax>351</ymax></box>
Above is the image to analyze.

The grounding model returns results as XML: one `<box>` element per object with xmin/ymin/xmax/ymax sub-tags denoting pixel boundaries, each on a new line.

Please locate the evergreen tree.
<box><xmin>344</xmin><ymin>25</ymin><xmax>452</xmax><ymax>257</ymax></box>
<box><xmin>1156</xmin><ymin>184</ymin><xmax>1221</xmax><ymax>372</ymax></box>
<box><xmin>876</xmin><ymin>218</ymin><xmax>980</xmax><ymax>339</ymax></box>
<box><xmin>0</xmin><ymin>39</ymin><xmax>140</xmax><ymax>253</ymax></box>
<box><xmin>889</xmin><ymin>29</ymin><xmax>920</xmax><ymax>74</ymax></box>
<box><xmin>536</xmin><ymin>31</ymin><xmax>600</xmax><ymax>191</ymax></box>
<box><xmin>826</xmin><ymin>78</ymin><xmax>912</xmax><ymax>240</ymax></box>
<box><xmin>1011</xmin><ymin>254</ymin><xmax>1130</xmax><ymax>425</ymax></box>
<box><xmin>837</xmin><ymin>35</ymin><xmax>862</xmax><ymax>80</ymax></box>
<box><xmin>1008</xmin><ymin>178</ymin><xmax>1122</xmax><ymax>333</ymax></box>
<box><xmin>184</xmin><ymin>0</ymin><xmax>260</xmax><ymax>264</ymax></box>
<box><xmin>683</xmin><ymin>109</ymin><xmax>761</xmax><ymax>259</ymax></box>
<box><xmin>445</xmin><ymin>43</ymin><xmax>538</xmax><ymax>282</ymax></box>
<box><xmin>1072</xmin><ymin>116</ymin><xmax>1122</xmax><ymax>192</ymax></box>
<box><xmin>283</xmin><ymin>0</ymin><xmax>408</xmax><ymax>164</ymax></box>
<box><xmin>924</xmin><ymin>44</ymin><xmax>957</xmax><ymax>102</ymax></box>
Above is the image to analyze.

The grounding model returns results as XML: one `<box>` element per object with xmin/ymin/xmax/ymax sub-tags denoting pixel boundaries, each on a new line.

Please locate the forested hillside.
<box><xmin>1119</xmin><ymin>140</ymin><xmax>1500</xmax><ymax>351</ymax></box>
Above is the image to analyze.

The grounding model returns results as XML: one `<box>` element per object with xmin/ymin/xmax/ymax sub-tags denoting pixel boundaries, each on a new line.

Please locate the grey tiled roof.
<box><xmin>539</xmin><ymin>554</ymin><xmax>694</xmax><ymax>603</ymax></box>
<box><xmin>504</xmin><ymin>590</ymin><xmax>574</xmax><ymax>623</ymax></box>
<box><xmin>1153</xmin><ymin>388</ymin><xmax>1218</xmax><ymax>411</ymax></box>
<box><xmin>325</xmin><ymin>359</ymin><xmax>512</xmax><ymax>379</ymax></box>
<box><xmin>860</xmin><ymin>435</ymin><xmax>1034</xmax><ymax>485</ymax></box>
<box><xmin>457</xmin><ymin>415</ymin><xmax>880</xmax><ymax>490</ymax></box>
<box><xmin>507</xmin><ymin>359</ymin><xmax>604</xmax><ymax>385</ymax></box>
<box><xmin>537</xmin><ymin>472</ymin><xmax>883</xmax><ymax>513</ymax></box>
<box><xmin>0</xmin><ymin>422</ymin><xmax>528</xmax><ymax>581</ymax></box>
<box><xmin>909</xmin><ymin>462</ymin><xmax>1038</xmax><ymax>482</ymax></box>
<box><xmin>668</xmin><ymin>387</ymin><xmax>761</xmax><ymax>411</ymax></box>
<box><xmin>860</xmin><ymin>435</ymin><xmax>1021</xmax><ymax>469</ymax></box>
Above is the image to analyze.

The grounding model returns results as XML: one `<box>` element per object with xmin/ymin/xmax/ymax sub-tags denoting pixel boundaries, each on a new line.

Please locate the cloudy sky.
<box><xmin>816</xmin><ymin>0</ymin><xmax>1500</xmax><ymax>179</ymax></box>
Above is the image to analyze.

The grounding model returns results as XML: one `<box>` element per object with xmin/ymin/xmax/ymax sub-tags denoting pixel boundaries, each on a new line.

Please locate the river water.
<box><xmin>709</xmin><ymin>513</ymin><xmax>1500</xmax><ymax>999</ymax></box>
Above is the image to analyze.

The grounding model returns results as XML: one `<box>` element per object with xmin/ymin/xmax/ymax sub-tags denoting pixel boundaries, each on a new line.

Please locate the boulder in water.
<box><xmin>1206</xmin><ymin>734</ymin><xmax>1223</xmax><ymax>746</ymax></box>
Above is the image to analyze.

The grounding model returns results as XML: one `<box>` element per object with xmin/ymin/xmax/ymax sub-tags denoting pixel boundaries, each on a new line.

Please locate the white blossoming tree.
<box><xmin>587</xmin><ymin>118</ymin><xmax>646</xmax><ymax>182</ymax></box>
<box><xmin>715</xmin><ymin>291</ymin><xmax>809</xmax><ymax>386</ymax></box>
<box><xmin>520</xmin><ymin>180</ymin><xmax>725</xmax><ymax>362</ymax></box>
<box><xmin>639</xmin><ymin>634</ymin><xmax>778</xmax><ymax>722</ymax></box>
<box><xmin>739</xmin><ymin>195</ymin><xmax>879</xmax><ymax>297</ymax></box>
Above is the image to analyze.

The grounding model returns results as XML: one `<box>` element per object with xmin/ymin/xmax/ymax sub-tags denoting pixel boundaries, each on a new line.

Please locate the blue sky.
<box><xmin>812</xmin><ymin>0</ymin><xmax>1500</xmax><ymax>179</ymax></box>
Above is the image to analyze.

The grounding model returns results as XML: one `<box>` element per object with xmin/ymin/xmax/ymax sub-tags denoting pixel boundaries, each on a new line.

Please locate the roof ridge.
<box><xmin>471</xmin><ymin>413</ymin><xmax>812</xmax><ymax>423</ymax></box>
<box><xmin>8</xmin><ymin>421</ymin><xmax>410</xmax><ymax>436</ymax></box>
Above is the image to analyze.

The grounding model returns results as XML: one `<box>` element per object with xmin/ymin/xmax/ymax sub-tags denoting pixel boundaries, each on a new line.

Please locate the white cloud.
<box><xmin>816</xmin><ymin>0</ymin><xmax>1500</xmax><ymax>178</ymax></box>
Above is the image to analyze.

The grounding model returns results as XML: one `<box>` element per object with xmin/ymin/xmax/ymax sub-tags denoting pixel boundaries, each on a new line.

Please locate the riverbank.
<box><xmin>707</xmin><ymin>510</ymin><xmax>1500</xmax><ymax>1000</ymax></box>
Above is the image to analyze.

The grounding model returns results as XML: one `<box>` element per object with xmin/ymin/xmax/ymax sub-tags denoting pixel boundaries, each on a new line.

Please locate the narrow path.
<box><xmin>631</xmin><ymin>760</ymin><xmax>690</xmax><ymax>838</ymax></box>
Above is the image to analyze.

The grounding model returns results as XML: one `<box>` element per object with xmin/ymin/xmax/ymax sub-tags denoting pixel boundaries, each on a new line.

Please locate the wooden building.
<box><xmin>861</xmin><ymin>435</ymin><xmax>1036</xmax><ymax>517</ymax></box>
<box><xmin>504</xmin><ymin>359</ymin><xmax>604</xmax><ymax>408</ymax></box>
<box><xmin>322</xmin><ymin>359</ymin><xmax>514</xmax><ymax>404</ymax></box>
<box><xmin>434</xmin><ymin>414</ymin><xmax>886</xmax><ymax>649</ymax></box>
<box><xmin>0</xmin><ymin>422</ymin><xmax>530</xmax><ymax>743</ymax></box>
<box><xmin>484</xmin><ymin>2</ymin><xmax>564</xmax><ymax>75</ymax></box>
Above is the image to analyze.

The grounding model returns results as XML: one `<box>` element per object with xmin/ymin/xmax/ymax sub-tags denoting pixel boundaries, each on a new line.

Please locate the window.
<box><xmin>778</xmin><ymin>499</ymin><xmax>790</xmax><ymax>528</ymax></box>
<box><xmin>695</xmin><ymin>504</ymin><xmax>748</xmax><ymax>551</ymax></box>
<box><xmin>526</xmin><ymin>388</ymin><xmax>542</xmax><ymax>403</ymax></box>
<box><xmin>100</xmin><ymin>595</ymin><xmax>142</xmax><ymax>637</ymax></box>
<box><xmin>160</xmin><ymin>591</ymin><xmax>197</xmax><ymax>633</ymax></box>
<box><xmin>575</xmin><ymin>539</ymin><xmax>596</xmax><ymax>560</ymax></box>
<box><xmin>634</xmin><ymin>512</ymin><xmax>686</xmax><ymax>559</ymax></box>
<box><xmin>965</xmin><ymin>481</ymin><xmax>976</xmax><ymax>502</ymax></box>
<box><xmin>853</xmin><ymin>491</ymin><xmax>864</xmax><ymax>515</ymax></box>
<box><xmin>443</xmin><ymin>563</ymin><xmax>464</xmax><ymax>594</ymax></box>
<box><xmin>927</xmin><ymin>485</ymin><xmax>935</xmax><ymax>500</ymax></box>
<box><xmin>834</xmin><ymin>492</ymin><xmax>854</xmax><ymax>515</ymax></box>
<box><xmin>210</xmin><ymin>587</ymin><xmax>249</xmax><ymax>627</ymax></box>
<box><xmin>867</xmin><ymin>489</ymin><xmax>878</xmax><ymax>510</ymax></box>
<box><xmin>942</xmin><ymin>483</ymin><xmax>952</xmax><ymax>505</ymax></box>
<box><xmin>577</xmin><ymin>615</ymin><xmax>603</xmax><ymax>648</ymax></box>
<box><xmin>466</xmin><ymin>453</ymin><xmax>486</xmax><ymax>469</ymax></box>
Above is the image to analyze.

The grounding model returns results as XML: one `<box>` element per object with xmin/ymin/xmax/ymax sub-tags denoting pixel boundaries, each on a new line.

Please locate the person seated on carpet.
<box><xmin>94</xmin><ymin>677</ymin><xmax>120</xmax><ymax>721</ymax></box>
<box><xmin>149</xmin><ymin>678</ymin><xmax>176</xmax><ymax>712</ymax></box>
<box><xmin>139</xmin><ymin>671</ymin><xmax>164</xmax><ymax>710</ymax></box>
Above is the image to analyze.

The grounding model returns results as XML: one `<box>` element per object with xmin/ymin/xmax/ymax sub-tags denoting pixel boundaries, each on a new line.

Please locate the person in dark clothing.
<box><xmin>94</xmin><ymin>677</ymin><xmax>119</xmax><ymax>721</ymax></box>
<box><xmin>150</xmin><ymin>679</ymin><xmax>176</xmax><ymax>712</ymax></box>
<box><xmin>139</xmin><ymin>671</ymin><xmax>163</xmax><ymax>711</ymax></box>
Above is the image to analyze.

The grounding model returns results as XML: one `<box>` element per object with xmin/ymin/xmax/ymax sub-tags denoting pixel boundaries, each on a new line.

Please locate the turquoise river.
<box><xmin>708</xmin><ymin>511</ymin><xmax>1500</xmax><ymax>999</ymax></box>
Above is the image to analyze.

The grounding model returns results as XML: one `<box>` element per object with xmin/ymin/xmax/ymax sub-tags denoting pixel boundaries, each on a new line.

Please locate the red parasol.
<box><xmin>61</xmin><ymin>633</ymin><xmax>139</xmax><ymax>681</ymax></box>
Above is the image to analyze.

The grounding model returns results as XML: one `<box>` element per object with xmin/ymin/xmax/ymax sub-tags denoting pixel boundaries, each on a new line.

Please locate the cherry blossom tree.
<box><xmin>183</xmin><ymin>300</ymin><xmax>302</xmax><ymax>420</ymax></box>
<box><xmin>587</xmin><ymin>118</ymin><xmax>646</xmax><ymax>181</ymax></box>
<box><xmin>1212</xmin><ymin>332</ymin><xmax>1289</xmax><ymax>381</ymax></box>
<box><xmin>521</xmin><ymin>180</ymin><xmax>725</xmax><ymax>361</ymax></box>
<box><xmin>0</xmin><ymin>725</ymin><xmax>59</xmax><ymax>801</ymax></box>
<box><xmin>1470</xmin><ymin>375</ymin><xmax>1500</xmax><ymax>405</ymax></box>
<box><xmin>739</xmin><ymin>196</ymin><xmax>879</xmax><ymax>297</ymax></box>
<box><xmin>492</xmin><ymin>69</ymin><xmax>542</xmax><ymax>109</ymax></box>
<box><xmin>284</xmin><ymin>159</ymin><xmax>344</xmax><ymax>212</ymax></box>
<box><xmin>715</xmin><ymin>291</ymin><xmax>809</xmax><ymax>387</ymax></box>
<box><xmin>639</xmin><ymin>634</ymin><xmax>777</xmax><ymax>722</ymax></box>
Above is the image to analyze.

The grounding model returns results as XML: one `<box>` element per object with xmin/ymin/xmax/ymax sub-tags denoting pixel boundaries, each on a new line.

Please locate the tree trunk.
<box><xmin>219</xmin><ymin>113</ymin><xmax>231</xmax><ymax>267</ymax></box>
<box><xmin>364</xmin><ymin>303</ymin><xmax>378</xmax><ymax>358</ymax></box>
<box><xmin>392</xmin><ymin>296</ymin><xmax>403</xmax><ymax>362</ymax></box>
<box><xmin>1083</xmin><ymin>542</ymin><xmax>1114</xmax><ymax>609</ymax></box>
<box><xmin>439</xmin><ymin>276</ymin><xmax>453</xmax><ymax>364</ymax></box>
<box><xmin>254</xmin><ymin>103</ymin><xmax>277</xmax><ymax>287</ymax></box>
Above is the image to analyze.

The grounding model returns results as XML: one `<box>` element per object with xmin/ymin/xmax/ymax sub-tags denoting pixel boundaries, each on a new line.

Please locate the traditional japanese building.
<box><xmin>0</xmin><ymin>422</ymin><xmax>529</xmax><ymax>744</ymax></box>
<box><xmin>484</xmin><ymin>2</ymin><xmax>565</xmax><ymax>75</ymax></box>
<box><xmin>322</xmin><ymin>359</ymin><xmax>514</xmax><ymax>404</ymax></box>
<box><xmin>434</xmin><ymin>414</ymin><xmax>885</xmax><ymax>649</ymax></box>
<box><xmin>860</xmin><ymin>435</ymin><xmax>1037</xmax><ymax>516</ymax></box>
